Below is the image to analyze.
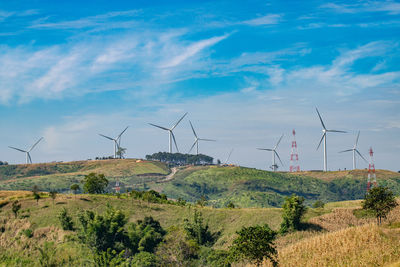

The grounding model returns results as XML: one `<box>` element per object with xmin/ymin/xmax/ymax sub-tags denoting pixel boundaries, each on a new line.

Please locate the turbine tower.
<box><xmin>339</xmin><ymin>131</ymin><xmax>367</xmax><ymax>170</ymax></box>
<box><xmin>9</xmin><ymin>137</ymin><xmax>43</xmax><ymax>164</ymax></box>
<box><xmin>188</xmin><ymin>121</ymin><xmax>216</xmax><ymax>155</ymax></box>
<box><xmin>99</xmin><ymin>126</ymin><xmax>129</xmax><ymax>158</ymax></box>
<box><xmin>316</xmin><ymin>108</ymin><xmax>346</xmax><ymax>172</ymax></box>
<box><xmin>224</xmin><ymin>149</ymin><xmax>234</xmax><ymax>165</ymax></box>
<box><xmin>257</xmin><ymin>134</ymin><xmax>284</xmax><ymax>172</ymax></box>
<box><xmin>149</xmin><ymin>112</ymin><xmax>187</xmax><ymax>153</ymax></box>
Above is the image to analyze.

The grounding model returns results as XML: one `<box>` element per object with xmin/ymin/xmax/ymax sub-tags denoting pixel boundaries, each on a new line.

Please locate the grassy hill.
<box><xmin>157</xmin><ymin>166</ymin><xmax>400</xmax><ymax>208</ymax></box>
<box><xmin>0</xmin><ymin>191</ymin><xmax>399</xmax><ymax>266</ymax></box>
<box><xmin>1</xmin><ymin>160</ymin><xmax>399</xmax><ymax>208</ymax></box>
<box><xmin>0</xmin><ymin>159</ymin><xmax>169</xmax><ymax>192</ymax></box>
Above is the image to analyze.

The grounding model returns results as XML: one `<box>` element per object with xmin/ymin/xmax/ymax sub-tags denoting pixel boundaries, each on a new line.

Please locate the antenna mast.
<box><xmin>290</xmin><ymin>129</ymin><xmax>300</xmax><ymax>172</ymax></box>
<box><xmin>367</xmin><ymin>147</ymin><xmax>377</xmax><ymax>191</ymax></box>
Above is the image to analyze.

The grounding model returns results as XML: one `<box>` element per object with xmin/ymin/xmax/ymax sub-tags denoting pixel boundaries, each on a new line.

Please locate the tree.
<box><xmin>229</xmin><ymin>224</ymin><xmax>278</xmax><ymax>267</ymax></box>
<box><xmin>58</xmin><ymin>208</ymin><xmax>74</xmax><ymax>230</ymax></box>
<box><xmin>70</xmin><ymin>184</ymin><xmax>80</xmax><ymax>199</ymax></box>
<box><xmin>82</xmin><ymin>173</ymin><xmax>109</xmax><ymax>194</ymax></box>
<box><xmin>12</xmin><ymin>200</ymin><xmax>21</xmax><ymax>218</ymax></box>
<box><xmin>183</xmin><ymin>210</ymin><xmax>216</xmax><ymax>246</ymax></box>
<box><xmin>280</xmin><ymin>194</ymin><xmax>307</xmax><ymax>234</ymax></box>
<box><xmin>313</xmin><ymin>200</ymin><xmax>325</xmax><ymax>209</ymax></box>
<box><xmin>116</xmin><ymin>147</ymin><xmax>127</xmax><ymax>159</ymax></box>
<box><xmin>362</xmin><ymin>186</ymin><xmax>398</xmax><ymax>225</ymax></box>
<box><xmin>49</xmin><ymin>190</ymin><xmax>57</xmax><ymax>205</ymax></box>
<box><xmin>32</xmin><ymin>185</ymin><xmax>41</xmax><ymax>205</ymax></box>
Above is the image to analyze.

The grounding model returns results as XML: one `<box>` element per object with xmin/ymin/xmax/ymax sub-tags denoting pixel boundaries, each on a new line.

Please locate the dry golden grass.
<box><xmin>263</xmin><ymin>224</ymin><xmax>400</xmax><ymax>267</ymax></box>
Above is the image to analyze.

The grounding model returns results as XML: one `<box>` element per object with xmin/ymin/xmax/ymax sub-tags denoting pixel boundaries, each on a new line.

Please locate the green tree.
<box><xmin>131</xmin><ymin>251</ymin><xmax>159</xmax><ymax>267</ymax></box>
<box><xmin>12</xmin><ymin>200</ymin><xmax>21</xmax><ymax>218</ymax></box>
<box><xmin>70</xmin><ymin>184</ymin><xmax>80</xmax><ymax>199</ymax></box>
<box><xmin>116</xmin><ymin>147</ymin><xmax>127</xmax><ymax>159</ymax></box>
<box><xmin>313</xmin><ymin>200</ymin><xmax>325</xmax><ymax>209</ymax></box>
<box><xmin>229</xmin><ymin>224</ymin><xmax>277</xmax><ymax>267</ymax></box>
<box><xmin>33</xmin><ymin>192</ymin><xmax>41</xmax><ymax>205</ymax></box>
<box><xmin>362</xmin><ymin>186</ymin><xmax>398</xmax><ymax>225</ymax></box>
<box><xmin>183</xmin><ymin>210</ymin><xmax>216</xmax><ymax>246</ymax></box>
<box><xmin>280</xmin><ymin>194</ymin><xmax>307</xmax><ymax>234</ymax></box>
<box><xmin>82</xmin><ymin>173</ymin><xmax>109</xmax><ymax>194</ymax></box>
<box><xmin>49</xmin><ymin>190</ymin><xmax>57</xmax><ymax>205</ymax></box>
<box><xmin>58</xmin><ymin>208</ymin><xmax>74</xmax><ymax>230</ymax></box>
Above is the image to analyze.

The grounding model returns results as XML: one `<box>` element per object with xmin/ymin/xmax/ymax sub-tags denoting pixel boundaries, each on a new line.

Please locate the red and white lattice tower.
<box><xmin>114</xmin><ymin>179</ymin><xmax>120</xmax><ymax>194</ymax></box>
<box><xmin>367</xmin><ymin>147</ymin><xmax>377</xmax><ymax>191</ymax></box>
<box><xmin>290</xmin><ymin>129</ymin><xmax>300</xmax><ymax>172</ymax></box>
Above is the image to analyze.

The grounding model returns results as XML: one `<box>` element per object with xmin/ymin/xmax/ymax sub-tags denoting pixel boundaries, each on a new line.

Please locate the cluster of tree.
<box><xmin>94</xmin><ymin>156</ymin><xmax>116</xmax><ymax>160</ymax></box>
<box><xmin>0</xmin><ymin>161</ymin><xmax>8</xmax><ymax>165</ymax></box>
<box><xmin>129</xmin><ymin>189</ymin><xmax>169</xmax><ymax>204</ymax></box>
<box><xmin>145</xmin><ymin>152</ymin><xmax>213</xmax><ymax>166</ymax></box>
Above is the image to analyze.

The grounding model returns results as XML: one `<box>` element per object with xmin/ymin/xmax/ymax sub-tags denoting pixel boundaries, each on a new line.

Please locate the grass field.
<box><xmin>0</xmin><ymin>191</ymin><xmax>399</xmax><ymax>266</ymax></box>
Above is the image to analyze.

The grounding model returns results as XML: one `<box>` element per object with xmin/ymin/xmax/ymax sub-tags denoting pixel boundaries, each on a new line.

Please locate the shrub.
<box><xmin>131</xmin><ymin>251</ymin><xmax>159</xmax><ymax>267</ymax></box>
<box><xmin>313</xmin><ymin>200</ymin><xmax>325</xmax><ymax>209</ymax></box>
<box><xmin>12</xmin><ymin>200</ymin><xmax>21</xmax><ymax>218</ymax></box>
<box><xmin>22</xmin><ymin>228</ymin><xmax>33</xmax><ymax>238</ymax></box>
<box><xmin>226</xmin><ymin>201</ymin><xmax>235</xmax><ymax>209</ymax></box>
<box><xmin>280</xmin><ymin>194</ymin><xmax>307</xmax><ymax>234</ymax></box>
<box><xmin>229</xmin><ymin>224</ymin><xmax>277</xmax><ymax>267</ymax></box>
<box><xmin>58</xmin><ymin>208</ymin><xmax>74</xmax><ymax>231</ymax></box>
<box><xmin>82</xmin><ymin>173</ymin><xmax>108</xmax><ymax>194</ymax></box>
<box><xmin>49</xmin><ymin>191</ymin><xmax>57</xmax><ymax>205</ymax></box>
<box><xmin>184</xmin><ymin>210</ymin><xmax>218</xmax><ymax>246</ymax></box>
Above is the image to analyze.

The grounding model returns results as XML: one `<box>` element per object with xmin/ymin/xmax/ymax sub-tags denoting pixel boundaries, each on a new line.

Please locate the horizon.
<box><xmin>1</xmin><ymin>0</ymin><xmax>399</xmax><ymax>171</ymax></box>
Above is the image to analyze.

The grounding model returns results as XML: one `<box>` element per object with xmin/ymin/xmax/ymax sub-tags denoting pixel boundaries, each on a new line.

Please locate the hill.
<box><xmin>156</xmin><ymin>165</ymin><xmax>400</xmax><ymax>208</ymax></box>
<box><xmin>1</xmin><ymin>160</ymin><xmax>399</xmax><ymax>208</ymax></box>
<box><xmin>0</xmin><ymin>191</ymin><xmax>399</xmax><ymax>266</ymax></box>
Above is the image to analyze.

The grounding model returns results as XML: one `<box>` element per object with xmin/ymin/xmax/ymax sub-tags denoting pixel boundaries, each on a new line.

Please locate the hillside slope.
<box><xmin>157</xmin><ymin>166</ymin><xmax>400</xmax><ymax>208</ymax></box>
<box><xmin>0</xmin><ymin>159</ymin><xmax>169</xmax><ymax>191</ymax></box>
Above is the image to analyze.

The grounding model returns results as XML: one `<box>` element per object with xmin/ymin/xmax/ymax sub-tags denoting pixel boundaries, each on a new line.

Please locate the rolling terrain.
<box><xmin>0</xmin><ymin>159</ymin><xmax>399</xmax><ymax>208</ymax></box>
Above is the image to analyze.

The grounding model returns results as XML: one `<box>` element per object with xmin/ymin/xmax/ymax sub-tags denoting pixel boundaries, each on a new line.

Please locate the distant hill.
<box><xmin>1</xmin><ymin>160</ymin><xmax>399</xmax><ymax>208</ymax></box>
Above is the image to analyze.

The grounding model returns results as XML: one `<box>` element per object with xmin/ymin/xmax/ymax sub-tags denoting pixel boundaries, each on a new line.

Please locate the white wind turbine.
<box><xmin>224</xmin><ymin>149</ymin><xmax>234</xmax><ymax>165</ymax></box>
<box><xmin>257</xmin><ymin>134</ymin><xmax>284</xmax><ymax>172</ymax></box>
<box><xmin>99</xmin><ymin>126</ymin><xmax>129</xmax><ymax>158</ymax></box>
<box><xmin>9</xmin><ymin>137</ymin><xmax>43</xmax><ymax>164</ymax></box>
<box><xmin>188</xmin><ymin>121</ymin><xmax>216</xmax><ymax>155</ymax></box>
<box><xmin>339</xmin><ymin>131</ymin><xmax>367</xmax><ymax>170</ymax></box>
<box><xmin>149</xmin><ymin>112</ymin><xmax>187</xmax><ymax>153</ymax></box>
<box><xmin>316</xmin><ymin>108</ymin><xmax>346</xmax><ymax>172</ymax></box>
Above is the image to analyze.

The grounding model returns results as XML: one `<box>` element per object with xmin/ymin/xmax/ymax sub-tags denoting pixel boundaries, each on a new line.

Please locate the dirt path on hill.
<box><xmin>158</xmin><ymin>167</ymin><xmax>178</xmax><ymax>183</ymax></box>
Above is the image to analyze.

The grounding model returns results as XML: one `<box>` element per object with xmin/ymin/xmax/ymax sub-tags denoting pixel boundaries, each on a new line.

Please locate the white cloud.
<box><xmin>321</xmin><ymin>1</ymin><xmax>400</xmax><ymax>15</ymax></box>
<box><xmin>242</xmin><ymin>14</ymin><xmax>282</xmax><ymax>26</ymax></box>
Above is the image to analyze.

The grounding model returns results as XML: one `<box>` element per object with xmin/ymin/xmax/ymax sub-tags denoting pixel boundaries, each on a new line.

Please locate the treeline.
<box><xmin>145</xmin><ymin>152</ymin><xmax>213</xmax><ymax>166</ymax></box>
<box><xmin>0</xmin><ymin>161</ymin><xmax>8</xmax><ymax>165</ymax></box>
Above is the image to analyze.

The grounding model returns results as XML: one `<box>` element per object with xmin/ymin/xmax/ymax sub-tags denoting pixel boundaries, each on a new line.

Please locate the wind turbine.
<box><xmin>224</xmin><ymin>149</ymin><xmax>234</xmax><ymax>165</ymax></box>
<box><xmin>99</xmin><ymin>126</ymin><xmax>129</xmax><ymax>158</ymax></box>
<box><xmin>188</xmin><ymin>121</ymin><xmax>216</xmax><ymax>155</ymax></box>
<box><xmin>257</xmin><ymin>134</ymin><xmax>284</xmax><ymax>172</ymax></box>
<box><xmin>339</xmin><ymin>131</ymin><xmax>367</xmax><ymax>170</ymax></box>
<box><xmin>316</xmin><ymin>108</ymin><xmax>346</xmax><ymax>172</ymax></box>
<box><xmin>9</xmin><ymin>137</ymin><xmax>43</xmax><ymax>164</ymax></box>
<box><xmin>149</xmin><ymin>112</ymin><xmax>187</xmax><ymax>153</ymax></box>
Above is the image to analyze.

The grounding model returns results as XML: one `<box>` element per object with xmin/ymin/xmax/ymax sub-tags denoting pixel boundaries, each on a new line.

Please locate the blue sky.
<box><xmin>0</xmin><ymin>0</ymin><xmax>399</xmax><ymax>171</ymax></box>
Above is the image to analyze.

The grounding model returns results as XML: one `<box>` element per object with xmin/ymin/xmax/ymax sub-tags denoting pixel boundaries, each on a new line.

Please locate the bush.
<box><xmin>131</xmin><ymin>251</ymin><xmax>159</xmax><ymax>267</ymax></box>
<box><xmin>22</xmin><ymin>228</ymin><xmax>33</xmax><ymax>238</ymax></box>
<box><xmin>183</xmin><ymin>210</ymin><xmax>218</xmax><ymax>246</ymax></box>
<box><xmin>82</xmin><ymin>173</ymin><xmax>108</xmax><ymax>194</ymax></box>
<box><xmin>312</xmin><ymin>200</ymin><xmax>325</xmax><ymax>209</ymax></box>
<box><xmin>229</xmin><ymin>224</ymin><xmax>277</xmax><ymax>267</ymax></box>
<box><xmin>57</xmin><ymin>208</ymin><xmax>74</xmax><ymax>230</ymax></box>
<box><xmin>226</xmin><ymin>201</ymin><xmax>235</xmax><ymax>209</ymax></box>
<box><xmin>280</xmin><ymin>194</ymin><xmax>307</xmax><ymax>234</ymax></box>
<box><xmin>12</xmin><ymin>200</ymin><xmax>21</xmax><ymax>218</ymax></box>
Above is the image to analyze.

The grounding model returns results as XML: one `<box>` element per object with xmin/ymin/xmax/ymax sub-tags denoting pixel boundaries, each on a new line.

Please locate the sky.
<box><xmin>0</xmin><ymin>0</ymin><xmax>399</xmax><ymax>171</ymax></box>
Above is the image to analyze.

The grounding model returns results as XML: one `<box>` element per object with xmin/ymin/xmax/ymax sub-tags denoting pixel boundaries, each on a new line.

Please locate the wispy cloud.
<box><xmin>321</xmin><ymin>1</ymin><xmax>400</xmax><ymax>15</ymax></box>
<box><xmin>242</xmin><ymin>14</ymin><xmax>283</xmax><ymax>26</ymax></box>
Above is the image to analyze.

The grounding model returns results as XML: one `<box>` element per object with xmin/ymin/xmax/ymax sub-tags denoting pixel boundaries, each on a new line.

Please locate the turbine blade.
<box><xmin>274</xmin><ymin>134</ymin><xmax>284</xmax><ymax>149</ymax></box>
<box><xmin>327</xmin><ymin>130</ymin><xmax>347</xmax><ymax>133</ymax></box>
<box><xmin>29</xmin><ymin>137</ymin><xmax>43</xmax><ymax>152</ymax></box>
<box><xmin>199</xmin><ymin>139</ymin><xmax>216</xmax><ymax>142</ymax></box>
<box><xmin>257</xmin><ymin>148</ymin><xmax>273</xmax><ymax>151</ymax></box>
<box><xmin>171</xmin><ymin>112</ymin><xmax>188</xmax><ymax>130</ymax></box>
<box><xmin>225</xmin><ymin>149</ymin><xmax>233</xmax><ymax>164</ymax></box>
<box><xmin>99</xmin><ymin>134</ymin><xmax>115</xmax><ymax>141</ymax></box>
<box><xmin>171</xmin><ymin>132</ymin><xmax>179</xmax><ymax>152</ymax></box>
<box><xmin>188</xmin><ymin>140</ymin><xmax>197</xmax><ymax>154</ymax></box>
<box><xmin>189</xmin><ymin>121</ymin><xmax>198</xmax><ymax>138</ymax></box>
<box><xmin>117</xmin><ymin>126</ymin><xmax>129</xmax><ymax>139</ymax></box>
<box><xmin>355</xmin><ymin>131</ymin><xmax>360</xmax><ymax>147</ymax></box>
<box><xmin>8</xmin><ymin>146</ymin><xmax>27</xmax><ymax>153</ymax></box>
<box><xmin>316</xmin><ymin>133</ymin><xmax>325</xmax><ymax>150</ymax></box>
<box><xmin>28</xmin><ymin>153</ymin><xmax>32</xmax><ymax>164</ymax></box>
<box><xmin>315</xmin><ymin>107</ymin><xmax>326</xmax><ymax>130</ymax></box>
<box><xmin>148</xmin><ymin>123</ymin><xmax>169</xmax><ymax>131</ymax></box>
<box><xmin>356</xmin><ymin>149</ymin><xmax>368</xmax><ymax>163</ymax></box>
<box><xmin>339</xmin><ymin>149</ymin><xmax>353</xmax><ymax>153</ymax></box>
<box><xmin>275</xmin><ymin>151</ymin><xmax>284</xmax><ymax>167</ymax></box>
